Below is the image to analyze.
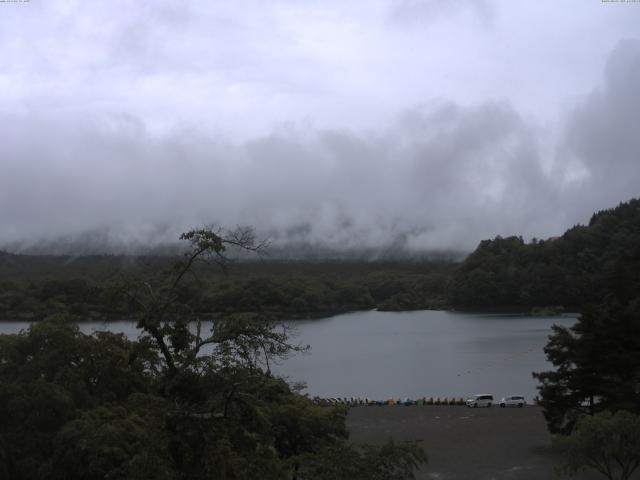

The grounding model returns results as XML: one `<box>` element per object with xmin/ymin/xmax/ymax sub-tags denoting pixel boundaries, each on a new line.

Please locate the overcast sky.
<box><xmin>1</xmin><ymin>0</ymin><xmax>640</xmax><ymax>252</ymax></box>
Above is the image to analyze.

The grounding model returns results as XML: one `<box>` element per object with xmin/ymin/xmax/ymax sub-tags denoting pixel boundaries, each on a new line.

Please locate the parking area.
<box><xmin>347</xmin><ymin>405</ymin><xmax>605</xmax><ymax>480</ymax></box>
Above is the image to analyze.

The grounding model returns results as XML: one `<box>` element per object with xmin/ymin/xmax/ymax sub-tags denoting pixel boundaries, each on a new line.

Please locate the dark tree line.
<box><xmin>451</xmin><ymin>198</ymin><xmax>640</xmax><ymax>310</ymax></box>
<box><xmin>0</xmin><ymin>257</ymin><xmax>452</xmax><ymax>321</ymax></box>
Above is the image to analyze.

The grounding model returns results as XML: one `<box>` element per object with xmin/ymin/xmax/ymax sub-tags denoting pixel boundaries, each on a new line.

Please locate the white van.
<box><xmin>466</xmin><ymin>394</ymin><xmax>494</xmax><ymax>408</ymax></box>
<box><xmin>500</xmin><ymin>395</ymin><xmax>525</xmax><ymax>408</ymax></box>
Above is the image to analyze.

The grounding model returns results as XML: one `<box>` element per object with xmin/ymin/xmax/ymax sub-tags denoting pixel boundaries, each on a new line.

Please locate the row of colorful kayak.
<box><xmin>312</xmin><ymin>396</ymin><xmax>467</xmax><ymax>406</ymax></box>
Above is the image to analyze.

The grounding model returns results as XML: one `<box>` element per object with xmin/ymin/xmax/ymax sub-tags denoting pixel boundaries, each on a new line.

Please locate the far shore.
<box><xmin>0</xmin><ymin>305</ymin><xmax>579</xmax><ymax>324</ymax></box>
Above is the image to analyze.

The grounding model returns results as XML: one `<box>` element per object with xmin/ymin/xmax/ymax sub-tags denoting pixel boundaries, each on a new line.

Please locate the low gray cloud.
<box><xmin>0</xmin><ymin>3</ymin><xmax>639</xmax><ymax>255</ymax></box>
<box><xmin>388</xmin><ymin>0</ymin><xmax>493</xmax><ymax>25</ymax></box>
<box><xmin>0</xmin><ymin>98</ymin><xmax>559</xmax><ymax>253</ymax></box>
<box><xmin>559</xmin><ymin>38</ymin><xmax>640</xmax><ymax>218</ymax></box>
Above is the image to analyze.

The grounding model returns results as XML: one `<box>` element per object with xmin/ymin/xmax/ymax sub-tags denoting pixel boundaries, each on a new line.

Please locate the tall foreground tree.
<box><xmin>533</xmin><ymin>298</ymin><xmax>640</xmax><ymax>433</ymax></box>
<box><xmin>0</xmin><ymin>227</ymin><xmax>426</xmax><ymax>480</ymax></box>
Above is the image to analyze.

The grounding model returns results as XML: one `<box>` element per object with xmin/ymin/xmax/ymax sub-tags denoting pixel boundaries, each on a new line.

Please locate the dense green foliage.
<box><xmin>0</xmin><ymin>254</ymin><xmax>453</xmax><ymax>321</ymax></box>
<box><xmin>533</xmin><ymin>299</ymin><xmax>640</xmax><ymax>434</ymax></box>
<box><xmin>554</xmin><ymin>410</ymin><xmax>640</xmax><ymax>480</ymax></box>
<box><xmin>0</xmin><ymin>317</ymin><xmax>351</xmax><ymax>479</ymax></box>
<box><xmin>0</xmin><ymin>228</ymin><xmax>426</xmax><ymax>479</ymax></box>
<box><xmin>296</xmin><ymin>440</ymin><xmax>427</xmax><ymax>480</ymax></box>
<box><xmin>451</xmin><ymin>199</ymin><xmax>640</xmax><ymax>309</ymax></box>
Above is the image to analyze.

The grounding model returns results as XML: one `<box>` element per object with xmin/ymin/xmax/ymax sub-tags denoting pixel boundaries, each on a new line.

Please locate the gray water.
<box><xmin>0</xmin><ymin>310</ymin><xmax>575</xmax><ymax>402</ymax></box>
<box><xmin>277</xmin><ymin>310</ymin><xmax>576</xmax><ymax>401</ymax></box>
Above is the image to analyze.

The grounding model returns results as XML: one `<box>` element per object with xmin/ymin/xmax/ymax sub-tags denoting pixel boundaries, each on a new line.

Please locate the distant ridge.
<box><xmin>1</xmin><ymin>231</ymin><xmax>467</xmax><ymax>262</ymax></box>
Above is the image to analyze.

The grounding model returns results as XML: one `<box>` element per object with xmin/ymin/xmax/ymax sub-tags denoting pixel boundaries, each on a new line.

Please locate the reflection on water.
<box><xmin>0</xmin><ymin>310</ymin><xmax>575</xmax><ymax>401</ymax></box>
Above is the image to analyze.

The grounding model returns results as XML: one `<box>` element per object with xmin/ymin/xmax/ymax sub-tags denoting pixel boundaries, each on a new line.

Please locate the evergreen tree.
<box><xmin>533</xmin><ymin>299</ymin><xmax>640</xmax><ymax>433</ymax></box>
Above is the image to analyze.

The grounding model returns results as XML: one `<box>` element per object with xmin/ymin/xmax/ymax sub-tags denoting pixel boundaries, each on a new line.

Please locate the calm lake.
<box><xmin>0</xmin><ymin>310</ymin><xmax>576</xmax><ymax>401</ymax></box>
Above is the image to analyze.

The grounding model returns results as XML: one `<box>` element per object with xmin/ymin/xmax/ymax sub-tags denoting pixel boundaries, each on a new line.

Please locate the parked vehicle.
<box><xmin>500</xmin><ymin>395</ymin><xmax>525</xmax><ymax>408</ymax></box>
<box><xmin>465</xmin><ymin>394</ymin><xmax>494</xmax><ymax>408</ymax></box>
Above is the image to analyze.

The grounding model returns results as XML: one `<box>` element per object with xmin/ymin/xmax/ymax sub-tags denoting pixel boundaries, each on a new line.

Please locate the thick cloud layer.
<box><xmin>560</xmin><ymin>39</ymin><xmax>640</xmax><ymax>218</ymax></box>
<box><xmin>1</xmin><ymin>2</ymin><xmax>639</xmax><ymax>254</ymax></box>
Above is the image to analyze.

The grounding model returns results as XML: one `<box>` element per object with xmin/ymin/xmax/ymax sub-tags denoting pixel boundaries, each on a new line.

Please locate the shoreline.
<box><xmin>0</xmin><ymin>305</ymin><xmax>578</xmax><ymax>324</ymax></box>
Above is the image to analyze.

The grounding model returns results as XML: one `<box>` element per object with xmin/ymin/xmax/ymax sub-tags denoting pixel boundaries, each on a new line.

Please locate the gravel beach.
<box><xmin>347</xmin><ymin>405</ymin><xmax>609</xmax><ymax>480</ymax></box>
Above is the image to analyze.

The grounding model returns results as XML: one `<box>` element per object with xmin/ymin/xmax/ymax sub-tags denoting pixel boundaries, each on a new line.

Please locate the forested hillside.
<box><xmin>451</xmin><ymin>198</ymin><xmax>640</xmax><ymax>309</ymax></box>
<box><xmin>2</xmin><ymin>198</ymin><xmax>639</xmax><ymax>319</ymax></box>
<box><xmin>0</xmin><ymin>255</ymin><xmax>452</xmax><ymax>321</ymax></box>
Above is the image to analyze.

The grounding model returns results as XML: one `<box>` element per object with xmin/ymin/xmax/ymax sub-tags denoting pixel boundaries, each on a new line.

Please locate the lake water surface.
<box><xmin>277</xmin><ymin>310</ymin><xmax>576</xmax><ymax>401</ymax></box>
<box><xmin>0</xmin><ymin>310</ymin><xmax>575</xmax><ymax>402</ymax></box>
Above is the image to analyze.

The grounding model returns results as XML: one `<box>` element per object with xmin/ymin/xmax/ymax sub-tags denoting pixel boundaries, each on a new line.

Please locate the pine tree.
<box><xmin>533</xmin><ymin>299</ymin><xmax>640</xmax><ymax>433</ymax></box>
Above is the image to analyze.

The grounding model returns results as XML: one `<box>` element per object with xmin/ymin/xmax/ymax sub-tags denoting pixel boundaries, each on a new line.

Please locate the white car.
<box><xmin>466</xmin><ymin>394</ymin><xmax>494</xmax><ymax>408</ymax></box>
<box><xmin>500</xmin><ymin>395</ymin><xmax>526</xmax><ymax>408</ymax></box>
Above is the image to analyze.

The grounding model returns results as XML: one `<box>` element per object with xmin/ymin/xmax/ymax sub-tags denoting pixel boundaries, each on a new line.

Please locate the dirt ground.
<box><xmin>347</xmin><ymin>405</ymin><xmax>614</xmax><ymax>480</ymax></box>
